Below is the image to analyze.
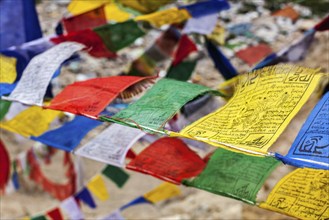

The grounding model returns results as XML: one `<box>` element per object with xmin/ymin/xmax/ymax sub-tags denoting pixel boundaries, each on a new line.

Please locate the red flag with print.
<box><xmin>172</xmin><ymin>35</ymin><xmax>197</xmax><ymax>66</ymax></box>
<box><xmin>127</xmin><ymin>137</ymin><xmax>206</xmax><ymax>184</ymax></box>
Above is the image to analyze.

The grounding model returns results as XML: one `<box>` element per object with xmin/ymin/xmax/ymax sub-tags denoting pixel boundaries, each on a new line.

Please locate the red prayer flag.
<box><xmin>63</xmin><ymin>5</ymin><xmax>107</xmax><ymax>33</ymax></box>
<box><xmin>127</xmin><ymin>137</ymin><xmax>206</xmax><ymax>184</ymax></box>
<box><xmin>47</xmin><ymin>208</ymin><xmax>64</xmax><ymax>220</ymax></box>
<box><xmin>172</xmin><ymin>35</ymin><xmax>197</xmax><ymax>66</ymax></box>
<box><xmin>50</xmin><ymin>29</ymin><xmax>116</xmax><ymax>58</ymax></box>
<box><xmin>236</xmin><ymin>44</ymin><xmax>272</xmax><ymax>66</ymax></box>
<box><xmin>0</xmin><ymin>140</ymin><xmax>10</xmax><ymax>193</ymax></box>
<box><xmin>46</xmin><ymin>76</ymin><xmax>153</xmax><ymax>119</ymax></box>
<box><xmin>272</xmin><ymin>6</ymin><xmax>299</xmax><ymax>22</ymax></box>
<box><xmin>314</xmin><ymin>15</ymin><xmax>329</xmax><ymax>32</ymax></box>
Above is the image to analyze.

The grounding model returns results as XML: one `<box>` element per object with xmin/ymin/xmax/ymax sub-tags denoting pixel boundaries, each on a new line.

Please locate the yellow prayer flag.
<box><xmin>207</xmin><ymin>23</ymin><xmax>226</xmax><ymax>45</ymax></box>
<box><xmin>0</xmin><ymin>55</ymin><xmax>17</xmax><ymax>84</ymax></box>
<box><xmin>21</xmin><ymin>217</ymin><xmax>30</xmax><ymax>220</ymax></box>
<box><xmin>0</xmin><ymin>105</ymin><xmax>60</xmax><ymax>137</ymax></box>
<box><xmin>119</xmin><ymin>0</ymin><xmax>173</xmax><ymax>14</ymax></box>
<box><xmin>87</xmin><ymin>174</ymin><xmax>109</xmax><ymax>201</ymax></box>
<box><xmin>259</xmin><ymin>168</ymin><xmax>329</xmax><ymax>220</ymax></box>
<box><xmin>105</xmin><ymin>3</ymin><xmax>131</xmax><ymax>22</ymax></box>
<box><xmin>67</xmin><ymin>0</ymin><xmax>108</xmax><ymax>16</ymax></box>
<box><xmin>144</xmin><ymin>182</ymin><xmax>181</xmax><ymax>203</ymax></box>
<box><xmin>135</xmin><ymin>8</ymin><xmax>191</xmax><ymax>28</ymax></box>
<box><xmin>173</xmin><ymin>65</ymin><xmax>322</xmax><ymax>155</ymax></box>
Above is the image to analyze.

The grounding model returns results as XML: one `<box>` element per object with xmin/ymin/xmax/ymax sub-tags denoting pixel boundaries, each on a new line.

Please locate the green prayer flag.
<box><xmin>0</xmin><ymin>100</ymin><xmax>11</xmax><ymax>120</ymax></box>
<box><xmin>101</xmin><ymin>78</ymin><xmax>222</xmax><ymax>133</ymax></box>
<box><xmin>30</xmin><ymin>215</ymin><xmax>47</xmax><ymax>220</ymax></box>
<box><xmin>166</xmin><ymin>61</ymin><xmax>197</xmax><ymax>81</ymax></box>
<box><xmin>94</xmin><ymin>20</ymin><xmax>145</xmax><ymax>52</ymax></box>
<box><xmin>102</xmin><ymin>165</ymin><xmax>130</xmax><ymax>188</ymax></box>
<box><xmin>183</xmin><ymin>148</ymin><xmax>279</xmax><ymax>204</ymax></box>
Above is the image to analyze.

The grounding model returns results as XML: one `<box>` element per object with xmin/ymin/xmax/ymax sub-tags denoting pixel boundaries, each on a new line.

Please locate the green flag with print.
<box><xmin>183</xmin><ymin>148</ymin><xmax>279</xmax><ymax>204</ymax></box>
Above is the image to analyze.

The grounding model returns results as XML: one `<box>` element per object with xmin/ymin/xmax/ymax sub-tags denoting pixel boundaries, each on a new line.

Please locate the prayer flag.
<box><xmin>60</xmin><ymin>196</ymin><xmax>84</xmax><ymax>220</ymax></box>
<box><xmin>101</xmin><ymin>210</ymin><xmax>125</xmax><ymax>220</ymax></box>
<box><xmin>30</xmin><ymin>215</ymin><xmax>47</xmax><ymax>220</ymax></box>
<box><xmin>179</xmin><ymin>0</ymin><xmax>230</xmax><ymax>18</ymax></box>
<box><xmin>144</xmin><ymin>182</ymin><xmax>181</xmax><ymax>203</ymax></box>
<box><xmin>0</xmin><ymin>100</ymin><xmax>11</xmax><ymax>121</ymax></box>
<box><xmin>63</xmin><ymin>5</ymin><xmax>107</xmax><ymax>33</ymax></box>
<box><xmin>172</xmin><ymin>35</ymin><xmax>197</xmax><ymax>66</ymax></box>
<box><xmin>102</xmin><ymin>78</ymin><xmax>222</xmax><ymax>133</ymax></box>
<box><xmin>206</xmin><ymin>39</ymin><xmax>238</xmax><ymax>80</ymax></box>
<box><xmin>51</xmin><ymin>29</ymin><xmax>116</xmax><ymax>58</ymax></box>
<box><xmin>46</xmin><ymin>76</ymin><xmax>151</xmax><ymax>118</ymax></box>
<box><xmin>0</xmin><ymin>55</ymin><xmax>17</xmax><ymax>83</ymax></box>
<box><xmin>135</xmin><ymin>8</ymin><xmax>191</xmax><ymax>28</ymax></box>
<box><xmin>166</xmin><ymin>61</ymin><xmax>197</xmax><ymax>81</ymax></box>
<box><xmin>2</xmin><ymin>42</ymin><xmax>85</xmax><ymax>106</ymax></box>
<box><xmin>174</xmin><ymin>65</ymin><xmax>322</xmax><ymax>154</ymax></box>
<box><xmin>0</xmin><ymin>140</ymin><xmax>10</xmax><ymax>193</ymax></box>
<box><xmin>75</xmin><ymin>124</ymin><xmax>145</xmax><ymax>167</ymax></box>
<box><xmin>46</xmin><ymin>208</ymin><xmax>64</xmax><ymax>220</ymax></box>
<box><xmin>0</xmin><ymin>0</ymin><xmax>42</xmax><ymax>50</ymax></box>
<box><xmin>120</xmin><ymin>196</ymin><xmax>151</xmax><ymax>211</ymax></box>
<box><xmin>259</xmin><ymin>168</ymin><xmax>329</xmax><ymax>220</ymax></box>
<box><xmin>183</xmin><ymin>148</ymin><xmax>279</xmax><ymax>204</ymax></box>
<box><xmin>31</xmin><ymin>115</ymin><xmax>102</xmax><ymax>152</ymax></box>
<box><xmin>102</xmin><ymin>165</ymin><xmax>130</xmax><ymax>188</ymax></box>
<box><xmin>0</xmin><ymin>105</ymin><xmax>61</xmax><ymax>137</ymax></box>
<box><xmin>127</xmin><ymin>137</ymin><xmax>206</xmax><ymax>184</ymax></box>
<box><xmin>272</xmin><ymin>6</ymin><xmax>299</xmax><ymax>22</ymax></box>
<box><xmin>276</xmin><ymin>92</ymin><xmax>329</xmax><ymax>169</ymax></box>
<box><xmin>94</xmin><ymin>20</ymin><xmax>145</xmax><ymax>52</ymax></box>
<box><xmin>236</xmin><ymin>44</ymin><xmax>273</xmax><ymax>66</ymax></box>
<box><xmin>75</xmin><ymin>187</ymin><xmax>97</xmax><ymax>209</ymax></box>
<box><xmin>183</xmin><ymin>13</ymin><xmax>218</xmax><ymax>35</ymax></box>
<box><xmin>314</xmin><ymin>15</ymin><xmax>329</xmax><ymax>31</ymax></box>
<box><xmin>86</xmin><ymin>174</ymin><xmax>109</xmax><ymax>201</ymax></box>
<box><xmin>67</xmin><ymin>0</ymin><xmax>108</xmax><ymax>16</ymax></box>
<box><xmin>119</xmin><ymin>0</ymin><xmax>173</xmax><ymax>14</ymax></box>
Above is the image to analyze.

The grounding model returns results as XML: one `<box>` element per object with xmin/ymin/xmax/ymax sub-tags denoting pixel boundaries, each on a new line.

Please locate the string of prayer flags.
<box><xmin>236</xmin><ymin>44</ymin><xmax>273</xmax><ymax>66</ymax></box>
<box><xmin>51</xmin><ymin>29</ymin><xmax>117</xmax><ymax>58</ymax></box>
<box><xmin>46</xmin><ymin>208</ymin><xmax>64</xmax><ymax>220</ymax></box>
<box><xmin>46</xmin><ymin>76</ymin><xmax>152</xmax><ymax>118</ymax></box>
<box><xmin>206</xmin><ymin>39</ymin><xmax>238</xmax><ymax>80</ymax></box>
<box><xmin>94</xmin><ymin>20</ymin><xmax>145</xmax><ymax>52</ymax></box>
<box><xmin>314</xmin><ymin>15</ymin><xmax>329</xmax><ymax>32</ymax></box>
<box><xmin>86</xmin><ymin>174</ymin><xmax>110</xmax><ymax>201</ymax></box>
<box><xmin>183</xmin><ymin>148</ymin><xmax>279</xmax><ymax>204</ymax></box>
<box><xmin>75</xmin><ymin>124</ymin><xmax>145</xmax><ymax>167</ymax></box>
<box><xmin>183</xmin><ymin>13</ymin><xmax>218</xmax><ymax>35</ymax></box>
<box><xmin>62</xmin><ymin>5</ymin><xmax>107</xmax><ymax>33</ymax></box>
<box><xmin>75</xmin><ymin>187</ymin><xmax>97</xmax><ymax>209</ymax></box>
<box><xmin>101</xmin><ymin>165</ymin><xmax>130</xmax><ymax>188</ymax></box>
<box><xmin>0</xmin><ymin>140</ymin><xmax>10</xmax><ymax>193</ymax></box>
<box><xmin>179</xmin><ymin>0</ymin><xmax>230</xmax><ymax>18</ymax></box>
<box><xmin>135</xmin><ymin>8</ymin><xmax>191</xmax><ymax>28</ymax></box>
<box><xmin>102</xmin><ymin>78</ymin><xmax>223</xmax><ymax>134</ymax></box>
<box><xmin>119</xmin><ymin>0</ymin><xmax>173</xmax><ymax>14</ymax></box>
<box><xmin>0</xmin><ymin>0</ymin><xmax>42</xmax><ymax>50</ymax></box>
<box><xmin>173</xmin><ymin>65</ymin><xmax>322</xmax><ymax>155</ymax></box>
<box><xmin>0</xmin><ymin>100</ymin><xmax>11</xmax><ymax>121</ymax></box>
<box><xmin>127</xmin><ymin>137</ymin><xmax>206</xmax><ymax>184</ymax></box>
<box><xmin>31</xmin><ymin>115</ymin><xmax>102</xmax><ymax>152</ymax></box>
<box><xmin>0</xmin><ymin>105</ymin><xmax>61</xmax><ymax>137</ymax></box>
<box><xmin>259</xmin><ymin>168</ymin><xmax>329</xmax><ymax>220</ymax></box>
<box><xmin>144</xmin><ymin>182</ymin><xmax>181</xmax><ymax>203</ymax></box>
<box><xmin>0</xmin><ymin>54</ymin><xmax>17</xmax><ymax>83</ymax></box>
<box><xmin>60</xmin><ymin>196</ymin><xmax>84</xmax><ymax>220</ymax></box>
<box><xmin>276</xmin><ymin>92</ymin><xmax>329</xmax><ymax>170</ymax></box>
<box><xmin>2</xmin><ymin>42</ymin><xmax>85</xmax><ymax>106</ymax></box>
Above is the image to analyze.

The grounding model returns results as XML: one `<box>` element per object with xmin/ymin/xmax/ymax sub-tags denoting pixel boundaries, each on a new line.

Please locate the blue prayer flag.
<box><xmin>31</xmin><ymin>116</ymin><xmax>102</xmax><ymax>152</ymax></box>
<box><xmin>276</xmin><ymin>92</ymin><xmax>329</xmax><ymax>170</ymax></box>
<box><xmin>120</xmin><ymin>196</ymin><xmax>151</xmax><ymax>211</ymax></box>
<box><xmin>180</xmin><ymin>0</ymin><xmax>230</xmax><ymax>18</ymax></box>
<box><xmin>75</xmin><ymin>187</ymin><xmax>97</xmax><ymax>209</ymax></box>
